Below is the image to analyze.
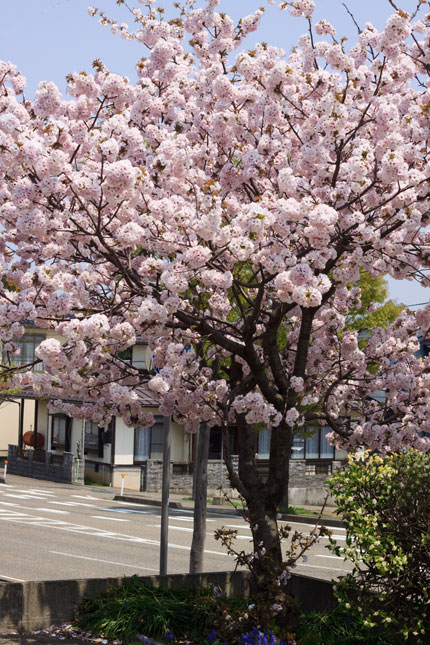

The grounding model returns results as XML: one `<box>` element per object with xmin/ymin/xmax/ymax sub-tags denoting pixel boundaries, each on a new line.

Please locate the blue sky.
<box><xmin>0</xmin><ymin>0</ymin><xmax>428</xmax><ymax>306</ymax></box>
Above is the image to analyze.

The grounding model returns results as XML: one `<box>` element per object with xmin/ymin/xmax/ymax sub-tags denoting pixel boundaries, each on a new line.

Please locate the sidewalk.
<box><xmin>112</xmin><ymin>488</ymin><xmax>344</xmax><ymax>528</ymax></box>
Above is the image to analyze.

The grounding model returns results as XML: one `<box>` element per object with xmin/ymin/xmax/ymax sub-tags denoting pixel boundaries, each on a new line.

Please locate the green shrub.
<box><xmin>297</xmin><ymin>607</ymin><xmax>389</xmax><ymax>644</ymax></box>
<box><xmin>328</xmin><ymin>449</ymin><xmax>430</xmax><ymax>642</ymax></box>
<box><xmin>74</xmin><ymin>576</ymin><xmax>217</xmax><ymax>643</ymax></box>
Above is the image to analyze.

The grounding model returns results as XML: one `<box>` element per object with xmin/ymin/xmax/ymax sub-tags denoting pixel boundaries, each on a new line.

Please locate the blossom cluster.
<box><xmin>0</xmin><ymin>0</ymin><xmax>428</xmax><ymax>455</ymax></box>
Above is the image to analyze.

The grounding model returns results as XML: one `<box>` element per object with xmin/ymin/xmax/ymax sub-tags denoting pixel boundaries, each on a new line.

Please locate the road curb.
<box><xmin>113</xmin><ymin>495</ymin><xmax>184</xmax><ymax>509</ymax></box>
<box><xmin>113</xmin><ymin>495</ymin><xmax>345</xmax><ymax>528</ymax></box>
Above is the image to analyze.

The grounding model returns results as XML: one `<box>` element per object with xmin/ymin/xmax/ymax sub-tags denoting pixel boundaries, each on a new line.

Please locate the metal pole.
<box><xmin>219</xmin><ymin>430</ymin><xmax>224</xmax><ymax>491</ymax></box>
<box><xmin>160</xmin><ymin>416</ymin><xmax>171</xmax><ymax>576</ymax></box>
<box><xmin>18</xmin><ymin>399</ymin><xmax>24</xmax><ymax>452</ymax></box>
<box><xmin>192</xmin><ymin>427</ymin><xmax>199</xmax><ymax>500</ymax></box>
<box><xmin>33</xmin><ymin>399</ymin><xmax>39</xmax><ymax>449</ymax></box>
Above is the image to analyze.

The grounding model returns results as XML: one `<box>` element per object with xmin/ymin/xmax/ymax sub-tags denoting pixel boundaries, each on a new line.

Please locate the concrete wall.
<box><xmin>112</xmin><ymin>464</ymin><xmax>141</xmax><ymax>490</ymax></box>
<box><xmin>0</xmin><ymin>570</ymin><xmax>336</xmax><ymax>633</ymax></box>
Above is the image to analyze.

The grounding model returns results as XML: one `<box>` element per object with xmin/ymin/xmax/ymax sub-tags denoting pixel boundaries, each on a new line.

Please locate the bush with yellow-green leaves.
<box><xmin>328</xmin><ymin>448</ymin><xmax>430</xmax><ymax>643</ymax></box>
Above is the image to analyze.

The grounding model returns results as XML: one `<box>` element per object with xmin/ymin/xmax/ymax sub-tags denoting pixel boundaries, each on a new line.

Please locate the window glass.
<box><xmin>209</xmin><ymin>427</ymin><xmax>222</xmax><ymax>460</ymax></box>
<box><xmin>291</xmin><ymin>434</ymin><xmax>305</xmax><ymax>459</ymax></box>
<box><xmin>150</xmin><ymin>416</ymin><xmax>165</xmax><ymax>458</ymax></box>
<box><xmin>85</xmin><ymin>421</ymin><xmax>100</xmax><ymax>453</ymax></box>
<box><xmin>320</xmin><ymin>426</ymin><xmax>335</xmax><ymax>458</ymax></box>
<box><xmin>305</xmin><ymin>429</ymin><xmax>320</xmax><ymax>459</ymax></box>
<box><xmin>52</xmin><ymin>416</ymin><xmax>67</xmax><ymax>449</ymax></box>
<box><xmin>3</xmin><ymin>334</ymin><xmax>45</xmax><ymax>370</ymax></box>
<box><xmin>258</xmin><ymin>428</ymin><xmax>271</xmax><ymax>459</ymax></box>
<box><xmin>135</xmin><ymin>426</ymin><xmax>151</xmax><ymax>461</ymax></box>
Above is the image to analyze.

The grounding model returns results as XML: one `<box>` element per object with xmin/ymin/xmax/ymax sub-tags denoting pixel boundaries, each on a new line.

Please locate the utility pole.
<box><xmin>189</xmin><ymin>422</ymin><xmax>210</xmax><ymax>574</ymax></box>
<box><xmin>159</xmin><ymin>416</ymin><xmax>171</xmax><ymax>576</ymax></box>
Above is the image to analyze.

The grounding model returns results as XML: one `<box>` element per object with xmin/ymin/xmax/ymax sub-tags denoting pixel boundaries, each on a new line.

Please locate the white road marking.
<box><xmin>0</xmin><ymin>512</ymin><xmax>28</xmax><ymax>518</ymax></box>
<box><xmin>0</xmin><ymin>574</ymin><xmax>26</xmax><ymax>582</ymax></box>
<box><xmin>91</xmin><ymin>515</ymin><xmax>129</xmax><ymax>522</ymax></box>
<box><xmin>0</xmin><ymin>483</ymin><xmax>13</xmax><ymax>487</ymax></box>
<box><xmin>71</xmin><ymin>495</ymin><xmax>103</xmax><ymax>501</ymax></box>
<box><xmin>15</xmin><ymin>489</ymin><xmax>55</xmax><ymax>496</ymax></box>
<box><xmin>170</xmin><ymin>517</ymin><xmax>215</xmax><ymax>523</ymax></box>
<box><xmin>101</xmin><ymin>508</ymin><xmax>150</xmax><ymax>515</ymax></box>
<box><xmin>315</xmin><ymin>554</ymin><xmax>345</xmax><ymax>560</ymax></box>
<box><xmin>150</xmin><ymin>524</ymin><xmax>193</xmax><ymax>532</ymax></box>
<box><xmin>297</xmin><ymin>563</ymin><xmax>349</xmax><ymax>572</ymax></box>
<box><xmin>49</xmin><ymin>501</ymin><xmax>95</xmax><ymax>507</ymax></box>
<box><xmin>225</xmin><ymin>524</ymin><xmax>251</xmax><ymax>530</ymax></box>
<box><xmin>50</xmin><ymin>551</ymin><xmax>158</xmax><ymax>571</ymax></box>
<box><xmin>3</xmin><ymin>493</ymin><xmax>46</xmax><ymax>500</ymax></box>
<box><xmin>0</xmin><ymin>501</ymin><xmax>19</xmax><ymax>506</ymax></box>
<box><xmin>35</xmin><ymin>508</ymin><xmax>69</xmax><ymax>515</ymax></box>
<box><xmin>279</xmin><ymin>520</ymin><xmax>345</xmax><ymax>529</ymax></box>
<box><xmin>0</xmin><ymin>512</ymin><xmax>229</xmax><ymax>556</ymax></box>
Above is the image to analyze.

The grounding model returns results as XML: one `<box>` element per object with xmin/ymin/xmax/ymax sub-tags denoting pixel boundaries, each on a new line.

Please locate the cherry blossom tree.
<box><xmin>1</xmin><ymin>0</ymin><xmax>430</xmax><ymax>593</ymax></box>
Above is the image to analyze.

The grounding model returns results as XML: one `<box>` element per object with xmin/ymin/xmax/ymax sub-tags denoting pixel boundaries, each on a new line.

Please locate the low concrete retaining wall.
<box><xmin>6</xmin><ymin>445</ymin><xmax>81</xmax><ymax>484</ymax></box>
<box><xmin>0</xmin><ymin>570</ymin><xmax>336</xmax><ymax>633</ymax></box>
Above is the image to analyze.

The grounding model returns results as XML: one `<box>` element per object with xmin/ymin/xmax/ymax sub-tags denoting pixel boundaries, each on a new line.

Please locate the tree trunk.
<box><xmin>228</xmin><ymin>417</ymin><xmax>293</xmax><ymax>591</ymax></box>
<box><xmin>189</xmin><ymin>422</ymin><xmax>210</xmax><ymax>574</ymax></box>
<box><xmin>247</xmin><ymin>494</ymin><xmax>283</xmax><ymax>594</ymax></box>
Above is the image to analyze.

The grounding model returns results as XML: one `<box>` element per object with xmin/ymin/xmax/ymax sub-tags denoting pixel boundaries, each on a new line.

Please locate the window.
<box><xmin>305</xmin><ymin>431</ymin><xmax>320</xmax><ymax>459</ymax></box>
<box><xmin>208</xmin><ymin>427</ymin><xmax>238</xmax><ymax>460</ymax></box>
<box><xmin>134</xmin><ymin>416</ymin><xmax>165</xmax><ymax>462</ymax></box>
<box><xmin>291</xmin><ymin>434</ymin><xmax>305</xmax><ymax>460</ymax></box>
<box><xmin>85</xmin><ymin>421</ymin><xmax>100</xmax><ymax>454</ymax></box>
<box><xmin>258</xmin><ymin>428</ymin><xmax>271</xmax><ymax>459</ymax></box>
<box><xmin>257</xmin><ymin>426</ymin><xmax>335</xmax><ymax>460</ymax></box>
<box><xmin>3</xmin><ymin>334</ymin><xmax>45</xmax><ymax>370</ymax></box>
<box><xmin>320</xmin><ymin>426</ymin><xmax>334</xmax><ymax>458</ymax></box>
<box><xmin>51</xmin><ymin>415</ymin><xmax>70</xmax><ymax>451</ymax></box>
<box><xmin>85</xmin><ymin>420</ymin><xmax>112</xmax><ymax>458</ymax></box>
<box><xmin>135</xmin><ymin>426</ymin><xmax>151</xmax><ymax>461</ymax></box>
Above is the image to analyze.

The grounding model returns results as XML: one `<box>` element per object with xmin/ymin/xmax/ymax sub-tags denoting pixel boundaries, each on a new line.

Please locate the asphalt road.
<box><xmin>0</xmin><ymin>477</ymin><xmax>351</xmax><ymax>582</ymax></box>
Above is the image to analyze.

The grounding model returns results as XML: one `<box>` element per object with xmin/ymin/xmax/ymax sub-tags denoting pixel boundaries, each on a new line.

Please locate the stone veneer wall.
<box><xmin>142</xmin><ymin>456</ymin><xmax>240</xmax><ymax>495</ymax></box>
<box><xmin>114</xmin><ymin>458</ymin><xmax>340</xmax><ymax>504</ymax></box>
<box><xmin>7</xmin><ymin>444</ymin><xmax>81</xmax><ymax>484</ymax></box>
<box><xmin>289</xmin><ymin>460</ymin><xmax>343</xmax><ymax>487</ymax></box>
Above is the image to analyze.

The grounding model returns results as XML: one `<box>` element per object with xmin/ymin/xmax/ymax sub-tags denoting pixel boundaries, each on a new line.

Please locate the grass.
<box><xmin>182</xmin><ymin>497</ymin><xmax>213</xmax><ymax>504</ymax></box>
<box><xmin>84</xmin><ymin>479</ymin><xmax>110</xmax><ymax>487</ymax></box>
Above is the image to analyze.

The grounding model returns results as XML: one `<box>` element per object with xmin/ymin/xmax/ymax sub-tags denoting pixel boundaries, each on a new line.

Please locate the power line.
<box><xmin>405</xmin><ymin>301</ymin><xmax>430</xmax><ymax>308</ymax></box>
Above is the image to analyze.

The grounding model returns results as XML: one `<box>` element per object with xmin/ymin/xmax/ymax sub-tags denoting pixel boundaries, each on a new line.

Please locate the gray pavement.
<box><xmin>0</xmin><ymin>475</ymin><xmax>350</xmax><ymax>583</ymax></box>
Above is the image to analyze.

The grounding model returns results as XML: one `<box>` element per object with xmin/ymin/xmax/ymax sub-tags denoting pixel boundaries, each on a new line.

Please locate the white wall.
<box><xmin>113</xmin><ymin>417</ymin><xmax>134</xmax><ymax>465</ymax></box>
<box><xmin>132</xmin><ymin>344</ymin><xmax>152</xmax><ymax>370</ymax></box>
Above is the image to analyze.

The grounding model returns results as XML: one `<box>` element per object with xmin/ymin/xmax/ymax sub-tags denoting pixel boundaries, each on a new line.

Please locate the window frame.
<box><xmin>3</xmin><ymin>333</ymin><xmax>46</xmax><ymax>371</ymax></box>
<box><xmin>133</xmin><ymin>416</ymin><xmax>165</xmax><ymax>463</ymax></box>
<box><xmin>51</xmin><ymin>414</ymin><xmax>71</xmax><ymax>452</ymax></box>
<box><xmin>258</xmin><ymin>426</ymin><xmax>335</xmax><ymax>461</ymax></box>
